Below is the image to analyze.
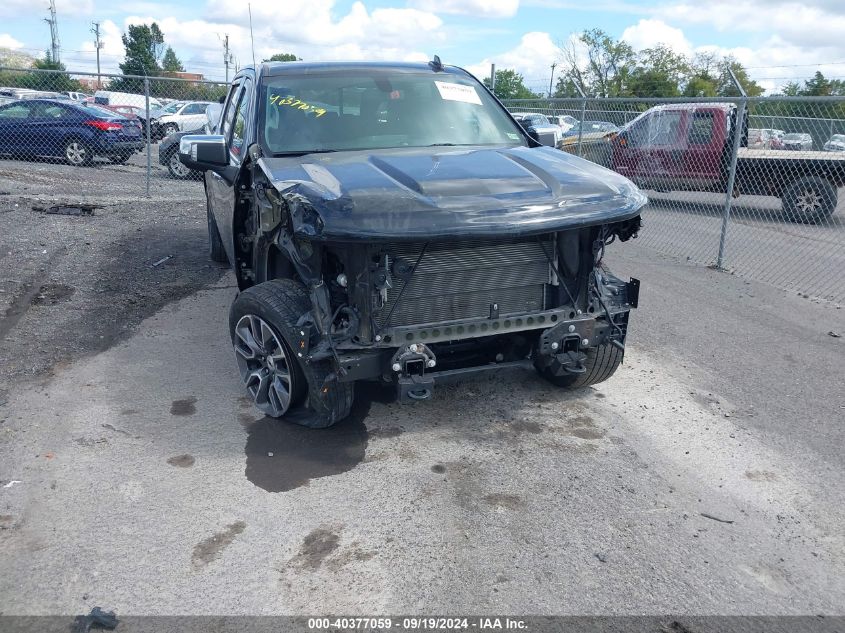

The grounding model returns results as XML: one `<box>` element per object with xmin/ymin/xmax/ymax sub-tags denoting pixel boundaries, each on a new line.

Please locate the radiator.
<box><xmin>377</xmin><ymin>237</ymin><xmax>553</xmax><ymax>328</ymax></box>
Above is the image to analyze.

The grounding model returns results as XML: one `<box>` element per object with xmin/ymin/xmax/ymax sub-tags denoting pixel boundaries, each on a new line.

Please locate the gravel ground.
<box><xmin>0</xmin><ymin>155</ymin><xmax>843</xmax><ymax>617</ymax></box>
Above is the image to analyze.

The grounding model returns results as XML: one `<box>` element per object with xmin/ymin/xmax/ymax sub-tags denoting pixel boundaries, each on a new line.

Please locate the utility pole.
<box><xmin>222</xmin><ymin>34</ymin><xmax>231</xmax><ymax>83</ymax></box>
<box><xmin>548</xmin><ymin>62</ymin><xmax>556</xmax><ymax>98</ymax></box>
<box><xmin>44</xmin><ymin>0</ymin><xmax>60</xmax><ymax>64</ymax></box>
<box><xmin>91</xmin><ymin>22</ymin><xmax>103</xmax><ymax>89</ymax></box>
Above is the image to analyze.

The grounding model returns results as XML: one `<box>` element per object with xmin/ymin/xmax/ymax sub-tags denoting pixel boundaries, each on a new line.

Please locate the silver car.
<box><xmin>782</xmin><ymin>133</ymin><xmax>813</xmax><ymax>151</ymax></box>
<box><xmin>823</xmin><ymin>134</ymin><xmax>845</xmax><ymax>152</ymax></box>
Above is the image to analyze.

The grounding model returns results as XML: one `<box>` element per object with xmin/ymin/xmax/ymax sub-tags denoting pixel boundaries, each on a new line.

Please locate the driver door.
<box><xmin>206</xmin><ymin>77</ymin><xmax>252</xmax><ymax>266</ymax></box>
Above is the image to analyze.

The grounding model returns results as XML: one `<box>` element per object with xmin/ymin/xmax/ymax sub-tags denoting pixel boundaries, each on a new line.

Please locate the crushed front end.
<box><xmin>276</xmin><ymin>212</ymin><xmax>642</xmax><ymax>403</ymax></box>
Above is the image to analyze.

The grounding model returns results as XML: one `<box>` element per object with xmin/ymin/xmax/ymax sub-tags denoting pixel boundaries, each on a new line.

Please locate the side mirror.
<box><xmin>179</xmin><ymin>135</ymin><xmax>228</xmax><ymax>172</ymax></box>
<box><xmin>526</xmin><ymin>127</ymin><xmax>540</xmax><ymax>143</ymax></box>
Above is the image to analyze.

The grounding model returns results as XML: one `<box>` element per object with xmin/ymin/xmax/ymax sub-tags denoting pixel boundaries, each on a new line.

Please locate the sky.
<box><xmin>2</xmin><ymin>0</ymin><xmax>845</xmax><ymax>94</ymax></box>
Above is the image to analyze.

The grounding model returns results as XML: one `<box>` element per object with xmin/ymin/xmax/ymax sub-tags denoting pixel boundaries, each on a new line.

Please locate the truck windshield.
<box><xmin>259</xmin><ymin>70</ymin><xmax>526</xmax><ymax>154</ymax></box>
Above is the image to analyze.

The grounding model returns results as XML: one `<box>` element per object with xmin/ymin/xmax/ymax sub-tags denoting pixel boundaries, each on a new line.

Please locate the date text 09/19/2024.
<box><xmin>307</xmin><ymin>617</ymin><xmax>528</xmax><ymax>630</ymax></box>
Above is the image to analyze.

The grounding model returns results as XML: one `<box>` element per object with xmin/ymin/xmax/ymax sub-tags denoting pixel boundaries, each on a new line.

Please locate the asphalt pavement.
<box><xmin>0</xmin><ymin>153</ymin><xmax>843</xmax><ymax>616</ymax></box>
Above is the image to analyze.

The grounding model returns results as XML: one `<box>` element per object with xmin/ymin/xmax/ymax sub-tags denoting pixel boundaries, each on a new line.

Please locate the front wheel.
<box><xmin>535</xmin><ymin>343</ymin><xmax>623</xmax><ymax>389</ymax></box>
<box><xmin>229</xmin><ymin>279</ymin><xmax>354</xmax><ymax>428</ymax></box>
<box><xmin>64</xmin><ymin>138</ymin><xmax>92</xmax><ymax>166</ymax></box>
<box><xmin>782</xmin><ymin>177</ymin><xmax>836</xmax><ymax>224</ymax></box>
<box><xmin>167</xmin><ymin>151</ymin><xmax>193</xmax><ymax>179</ymax></box>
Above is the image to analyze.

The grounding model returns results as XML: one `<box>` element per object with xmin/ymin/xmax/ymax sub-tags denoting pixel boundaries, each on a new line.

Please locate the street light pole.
<box><xmin>548</xmin><ymin>62</ymin><xmax>556</xmax><ymax>98</ymax></box>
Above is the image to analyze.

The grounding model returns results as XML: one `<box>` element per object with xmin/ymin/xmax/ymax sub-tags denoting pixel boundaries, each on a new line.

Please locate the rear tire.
<box><xmin>207</xmin><ymin>201</ymin><xmax>228</xmax><ymax>263</ymax></box>
<box><xmin>536</xmin><ymin>343</ymin><xmax>623</xmax><ymax>389</ymax></box>
<box><xmin>229</xmin><ymin>279</ymin><xmax>354</xmax><ymax>428</ymax></box>
<box><xmin>782</xmin><ymin>177</ymin><xmax>836</xmax><ymax>224</ymax></box>
<box><xmin>64</xmin><ymin>137</ymin><xmax>92</xmax><ymax>166</ymax></box>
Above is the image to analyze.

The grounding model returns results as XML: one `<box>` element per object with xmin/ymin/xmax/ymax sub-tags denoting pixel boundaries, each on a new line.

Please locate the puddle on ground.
<box><xmin>243</xmin><ymin>385</ymin><xmax>375</xmax><ymax>493</ymax></box>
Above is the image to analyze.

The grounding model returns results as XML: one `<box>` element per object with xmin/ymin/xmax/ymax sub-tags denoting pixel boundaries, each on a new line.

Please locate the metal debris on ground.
<box><xmin>151</xmin><ymin>255</ymin><xmax>173</xmax><ymax>268</ymax></box>
<box><xmin>828</xmin><ymin>331</ymin><xmax>841</xmax><ymax>338</ymax></box>
<box><xmin>33</xmin><ymin>204</ymin><xmax>100</xmax><ymax>216</ymax></box>
<box><xmin>72</xmin><ymin>606</ymin><xmax>118</xmax><ymax>633</ymax></box>
<box><xmin>700</xmin><ymin>512</ymin><xmax>735</xmax><ymax>524</ymax></box>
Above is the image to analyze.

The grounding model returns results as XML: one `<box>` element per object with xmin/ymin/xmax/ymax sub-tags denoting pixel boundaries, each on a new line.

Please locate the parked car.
<box><xmin>510</xmin><ymin>112</ymin><xmax>561</xmax><ymax>147</ymax></box>
<box><xmin>0</xmin><ymin>98</ymin><xmax>144</xmax><ymax>165</ymax></box>
<box><xmin>178</xmin><ymin>60</ymin><xmax>645</xmax><ymax>427</ymax></box>
<box><xmin>748</xmin><ymin>128</ymin><xmax>784</xmax><ymax>150</ymax></box>
<box><xmin>553</xmin><ymin>114</ymin><xmax>577</xmax><ymax>133</ymax></box>
<box><xmin>782</xmin><ymin>133</ymin><xmax>813</xmax><ymax>151</ymax></box>
<box><xmin>160</xmin><ymin>103</ymin><xmax>223</xmax><ymax>178</ymax></box>
<box><xmin>156</xmin><ymin>101</ymin><xmax>214</xmax><ymax>136</ymax></box>
<box><xmin>609</xmin><ymin>103</ymin><xmax>845</xmax><ymax>223</ymax></box>
<box><xmin>563</xmin><ymin>121</ymin><xmax>619</xmax><ymax>137</ymax></box>
<box><xmin>823</xmin><ymin>135</ymin><xmax>845</xmax><ymax>152</ymax></box>
<box><xmin>64</xmin><ymin>91</ymin><xmax>90</xmax><ymax>102</ymax></box>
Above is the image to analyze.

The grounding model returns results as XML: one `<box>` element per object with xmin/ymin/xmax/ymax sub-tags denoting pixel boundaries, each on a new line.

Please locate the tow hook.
<box><xmin>553</xmin><ymin>350</ymin><xmax>587</xmax><ymax>375</ymax></box>
<box><xmin>392</xmin><ymin>343</ymin><xmax>436</xmax><ymax>403</ymax></box>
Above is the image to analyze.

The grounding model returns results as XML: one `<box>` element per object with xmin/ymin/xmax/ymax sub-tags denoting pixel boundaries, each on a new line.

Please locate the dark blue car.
<box><xmin>0</xmin><ymin>98</ymin><xmax>144</xmax><ymax>166</ymax></box>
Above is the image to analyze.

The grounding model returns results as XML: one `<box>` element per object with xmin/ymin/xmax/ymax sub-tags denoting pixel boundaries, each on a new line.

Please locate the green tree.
<box><xmin>718</xmin><ymin>57</ymin><xmax>763</xmax><ymax>96</ymax></box>
<box><xmin>560</xmin><ymin>29</ymin><xmax>635</xmax><ymax>97</ymax></box>
<box><xmin>552</xmin><ymin>75</ymin><xmax>582</xmax><ymax>98</ymax></box>
<box><xmin>25</xmin><ymin>51</ymin><xmax>82</xmax><ymax>91</ymax></box>
<box><xmin>264</xmin><ymin>52</ymin><xmax>300</xmax><ymax>62</ymax></box>
<box><xmin>683</xmin><ymin>52</ymin><xmax>719</xmax><ymax>97</ymax></box>
<box><xmin>119</xmin><ymin>23</ymin><xmax>165</xmax><ymax>77</ymax></box>
<box><xmin>161</xmin><ymin>46</ymin><xmax>185</xmax><ymax>73</ymax></box>
<box><xmin>483</xmin><ymin>69</ymin><xmax>539</xmax><ymax>100</ymax></box>
<box><xmin>627</xmin><ymin>45</ymin><xmax>688</xmax><ymax>97</ymax></box>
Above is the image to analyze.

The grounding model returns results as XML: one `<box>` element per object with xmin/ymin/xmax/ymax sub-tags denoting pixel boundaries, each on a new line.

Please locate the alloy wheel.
<box><xmin>169</xmin><ymin>152</ymin><xmax>191</xmax><ymax>178</ymax></box>
<box><xmin>796</xmin><ymin>189</ymin><xmax>822</xmax><ymax>216</ymax></box>
<box><xmin>65</xmin><ymin>141</ymin><xmax>87</xmax><ymax>165</ymax></box>
<box><xmin>233</xmin><ymin>314</ymin><xmax>296</xmax><ymax>417</ymax></box>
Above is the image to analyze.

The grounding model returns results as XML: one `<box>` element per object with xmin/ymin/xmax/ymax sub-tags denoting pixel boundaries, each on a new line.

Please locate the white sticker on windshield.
<box><xmin>506</xmin><ymin>132</ymin><xmax>520</xmax><ymax>140</ymax></box>
<box><xmin>435</xmin><ymin>81</ymin><xmax>482</xmax><ymax>105</ymax></box>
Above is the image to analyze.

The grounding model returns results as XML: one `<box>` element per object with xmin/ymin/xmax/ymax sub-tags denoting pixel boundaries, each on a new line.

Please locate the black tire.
<box><xmin>207</xmin><ymin>201</ymin><xmax>228</xmax><ymax>263</ymax></box>
<box><xmin>63</xmin><ymin>137</ymin><xmax>92</xmax><ymax>166</ymax></box>
<box><xmin>536</xmin><ymin>343</ymin><xmax>623</xmax><ymax>389</ymax></box>
<box><xmin>782</xmin><ymin>177</ymin><xmax>836</xmax><ymax>224</ymax></box>
<box><xmin>229</xmin><ymin>279</ymin><xmax>354</xmax><ymax>428</ymax></box>
<box><xmin>163</xmin><ymin>123</ymin><xmax>179</xmax><ymax>137</ymax></box>
<box><xmin>167</xmin><ymin>150</ymin><xmax>193</xmax><ymax>179</ymax></box>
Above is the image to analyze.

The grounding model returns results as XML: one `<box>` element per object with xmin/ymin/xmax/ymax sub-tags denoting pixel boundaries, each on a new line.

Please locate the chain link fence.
<box><xmin>1</xmin><ymin>66</ymin><xmax>843</xmax><ymax>303</ymax></box>
<box><xmin>502</xmin><ymin>96</ymin><xmax>845</xmax><ymax>303</ymax></box>
<box><xmin>0</xmin><ymin>67</ymin><xmax>224</xmax><ymax>195</ymax></box>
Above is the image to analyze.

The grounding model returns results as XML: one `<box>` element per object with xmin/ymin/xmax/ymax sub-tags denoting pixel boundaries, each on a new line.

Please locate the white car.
<box><xmin>157</xmin><ymin>101</ymin><xmax>215</xmax><ymax>135</ymax></box>
<box><xmin>823</xmin><ymin>134</ymin><xmax>845</xmax><ymax>152</ymax></box>
<box><xmin>554</xmin><ymin>114</ymin><xmax>577</xmax><ymax>133</ymax></box>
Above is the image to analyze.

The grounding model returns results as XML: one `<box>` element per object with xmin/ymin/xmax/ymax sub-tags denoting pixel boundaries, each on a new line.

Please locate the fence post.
<box><xmin>717</xmin><ymin>70</ymin><xmax>747</xmax><ymax>269</ymax></box>
<box><xmin>573</xmin><ymin>82</ymin><xmax>587</xmax><ymax>158</ymax></box>
<box><xmin>144</xmin><ymin>78</ymin><xmax>151</xmax><ymax>198</ymax></box>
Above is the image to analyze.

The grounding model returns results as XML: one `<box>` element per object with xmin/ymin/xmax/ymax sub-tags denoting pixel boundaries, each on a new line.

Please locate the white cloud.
<box><xmin>0</xmin><ymin>0</ymin><xmax>93</xmax><ymax>18</ymax></box>
<box><xmin>409</xmin><ymin>0</ymin><xmax>520</xmax><ymax>18</ymax></box>
<box><xmin>0</xmin><ymin>34</ymin><xmax>24</xmax><ymax>50</ymax></box>
<box><xmin>105</xmin><ymin>1</ymin><xmax>445</xmax><ymax>79</ymax></box>
<box><xmin>466</xmin><ymin>31</ymin><xmax>559</xmax><ymax>90</ymax></box>
<box><xmin>621</xmin><ymin>19</ymin><xmax>692</xmax><ymax>57</ymax></box>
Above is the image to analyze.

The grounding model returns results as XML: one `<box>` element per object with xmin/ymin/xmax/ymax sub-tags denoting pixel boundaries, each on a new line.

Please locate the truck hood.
<box><xmin>257</xmin><ymin>145</ymin><xmax>646</xmax><ymax>240</ymax></box>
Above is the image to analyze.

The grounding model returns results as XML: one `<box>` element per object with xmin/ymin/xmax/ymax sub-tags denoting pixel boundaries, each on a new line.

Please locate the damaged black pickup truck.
<box><xmin>179</xmin><ymin>60</ymin><xmax>647</xmax><ymax>428</ymax></box>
